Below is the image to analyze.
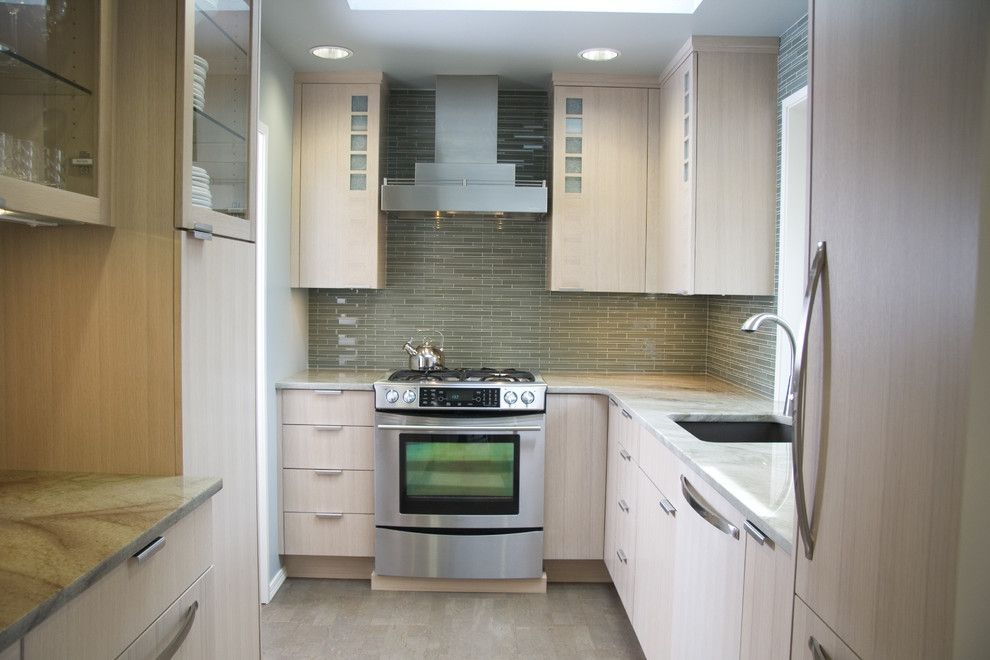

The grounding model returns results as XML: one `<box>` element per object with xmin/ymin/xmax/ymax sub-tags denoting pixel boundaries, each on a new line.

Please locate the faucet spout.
<box><xmin>741</xmin><ymin>313</ymin><xmax>797</xmax><ymax>417</ymax></box>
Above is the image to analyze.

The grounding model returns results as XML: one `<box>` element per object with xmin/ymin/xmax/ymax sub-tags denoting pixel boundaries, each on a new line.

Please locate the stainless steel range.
<box><xmin>374</xmin><ymin>368</ymin><xmax>546</xmax><ymax>580</ymax></box>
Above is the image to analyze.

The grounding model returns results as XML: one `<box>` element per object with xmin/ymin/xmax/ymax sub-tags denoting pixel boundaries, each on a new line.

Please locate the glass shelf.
<box><xmin>194</xmin><ymin>107</ymin><xmax>245</xmax><ymax>142</ymax></box>
<box><xmin>0</xmin><ymin>42</ymin><xmax>92</xmax><ymax>96</ymax></box>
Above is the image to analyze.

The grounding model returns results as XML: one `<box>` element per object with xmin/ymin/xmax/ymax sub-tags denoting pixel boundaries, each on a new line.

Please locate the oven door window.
<box><xmin>399</xmin><ymin>433</ymin><xmax>520</xmax><ymax>515</ymax></box>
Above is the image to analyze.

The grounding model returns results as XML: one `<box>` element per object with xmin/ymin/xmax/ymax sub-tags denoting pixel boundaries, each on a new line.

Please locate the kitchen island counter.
<box><xmin>0</xmin><ymin>470</ymin><xmax>221</xmax><ymax>652</ymax></box>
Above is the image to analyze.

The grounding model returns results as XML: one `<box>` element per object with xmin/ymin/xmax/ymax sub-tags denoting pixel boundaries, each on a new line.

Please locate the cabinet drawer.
<box><xmin>791</xmin><ymin>597</ymin><xmax>860</xmax><ymax>660</ymax></box>
<box><xmin>283</xmin><ymin>512</ymin><xmax>375</xmax><ymax>556</ymax></box>
<box><xmin>282</xmin><ymin>424</ymin><xmax>374</xmax><ymax>469</ymax></box>
<box><xmin>23</xmin><ymin>502</ymin><xmax>212</xmax><ymax>660</ymax></box>
<box><xmin>281</xmin><ymin>389</ymin><xmax>374</xmax><ymax>426</ymax></box>
<box><xmin>119</xmin><ymin>566</ymin><xmax>214</xmax><ymax>660</ymax></box>
<box><xmin>282</xmin><ymin>468</ymin><xmax>374</xmax><ymax>514</ymax></box>
<box><xmin>637</xmin><ymin>425</ymin><xmax>680</xmax><ymax>500</ymax></box>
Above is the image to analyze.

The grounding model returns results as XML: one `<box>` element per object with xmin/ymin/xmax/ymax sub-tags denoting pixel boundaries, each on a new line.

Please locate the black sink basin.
<box><xmin>675</xmin><ymin>420</ymin><xmax>792</xmax><ymax>443</ymax></box>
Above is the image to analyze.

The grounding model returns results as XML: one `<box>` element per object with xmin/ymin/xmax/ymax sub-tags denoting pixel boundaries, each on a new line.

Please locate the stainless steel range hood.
<box><xmin>380</xmin><ymin>75</ymin><xmax>548</xmax><ymax>216</ymax></box>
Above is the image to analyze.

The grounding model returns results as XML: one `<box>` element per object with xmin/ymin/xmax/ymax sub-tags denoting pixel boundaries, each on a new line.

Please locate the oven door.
<box><xmin>375</xmin><ymin>411</ymin><xmax>545</xmax><ymax>529</ymax></box>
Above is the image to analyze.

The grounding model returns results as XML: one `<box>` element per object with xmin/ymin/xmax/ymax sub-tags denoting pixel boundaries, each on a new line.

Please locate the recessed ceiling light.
<box><xmin>579</xmin><ymin>47</ymin><xmax>620</xmax><ymax>62</ymax></box>
<box><xmin>310</xmin><ymin>45</ymin><xmax>353</xmax><ymax>60</ymax></box>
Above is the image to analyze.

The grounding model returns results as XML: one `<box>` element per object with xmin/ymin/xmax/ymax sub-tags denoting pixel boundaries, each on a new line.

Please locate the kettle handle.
<box><xmin>415</xmin><ymin>328</ymin><xmax>445</xmax><ymax>349</ymax></box>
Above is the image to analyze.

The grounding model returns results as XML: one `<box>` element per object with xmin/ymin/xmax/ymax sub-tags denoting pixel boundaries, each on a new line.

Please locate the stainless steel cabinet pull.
<box><xmin>133</xmin><ymin>536</ymin><xmax>167</xmax><ymax>563</ymax></box>
<box><xmin>377</xmin><ymin>424</ymin><xmax>543</xmax><ymax>432</ymax></box>
<box><xmin>621</xmin><ymin>409</ymin><xmax>632</xmax><ymax>420</ymax></box>
<box><xmin>619</xmin><ymin>448</ymin><xmax>632</xmax><ymax>461</ymax></box>
<box><xmin>314</xmin><ymin>425</ymin><xmax>343</xmax><ymax>432</ymax></box>
<box><xmin>616</xmin><ymin>549</ymin><xmax>628</xmax><ymax>564</ymax></box>
<box><xmin>314</xmin><ymin>469</ymin><xmax>343</xmax><ymax>476</ymax></box>
<box><xmin>792</xmin><ymin>241</ymin><xmax>827</xmax><ymax>560</ymax></box>
<box><xmin>191</xmin><ymin>223</ymin><xmax>212</xmax><ymax>241</ymax></box>
<box><xmin>315</xmin><ymin>512</ymin><xmax>344</xmax><ymax>519</ymax></box>
<box><xmin>314</xmin><ymin>389</ymin><xmax>343</xmax><ymax>395</ymax></box>
<box><xmin>609</xmin><ymin>397</ymin><xmax>618</xmax><ymax>407</ymax></box>
<box><xmin>680</xmin><ymin>475</ymin><xmax>739</xmax><ymax>539</ymax></box>
<box><xmin>156</xmin><ymin>600</ymin><xmax>199</xmax><ymax>660</ymax></box>
<box><xmin>744</xmin><ymin>520</ymin><xmax>770</xmax><ymax>546</ymax></box>
<box><xmin>658</xmin><ymin>498</ymin><xmax>676</xmax><ymax>516</ymax></box>
<box><xmin>618</xmin><ymin>499</ymin><xmax>630</xmax><ymax>513</ymax></box>
<box><xmin>808</xmin><ymin>637</ymin><xmax>831</xmax><ymax>660</ymax></box>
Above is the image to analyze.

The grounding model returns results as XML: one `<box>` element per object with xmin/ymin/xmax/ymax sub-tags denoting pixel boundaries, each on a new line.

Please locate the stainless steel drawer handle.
<box><xmin>377</xmin><ymin>424</ymin><xmax>543</xmax><ymax>432</ymax></box>
<box><xmin>616</xmin><ymin>548</ymin><xmax>628</xmax><ymax>564</ymax></box>
<box><xmin>314</xmin><ymin>469</ymin><xmax>343</xmax><ymax>476</ymax></box>
<box><xmin>744</xmin><ymin>520</ymin><xmax>770</xmax><ymax>546</ymax></box>
<box><xmin>314</xmin><ymin>389</ymin><xmax>343</xmax><ymax>395</ymax></box>
<box><xmin>156</xmin><ymin>600</ymin><xmax>199</xmax><ymax>660</ymax></box>
<box><xmin>680</xmin><ymin>475</ymin><xmax>739</xmax><ymax>539</ymax></box>
<box><xmin>618</xmin><ymin>448</ymin><xmax>632</xmax><ymax>461</ymax></box>
<box><xmin>808</xmin><ymin>637</ymin><xmax>831</xmax><ymax>660</ymax></box>
<box><xmin>618</xmin><ymin>499</ymin><xmax>630</xmax><ymax>513</ymax></box>
<box><xmin>621</xmin><ymin>409</ymin><xmax>632</xmax><ymax>420</ymax></box>
<box><xmin>314</xmin><ymin>425</ymin><xmax>343</xmax><ymax>432</ymax></box>
<box><xmin>315</xmin><ymin>512</ymin><xmax>344</xmax><ymax>519</ymax></box>
<box><xmin>658</xmin><ymin>498</ymin><xmax>676</xmax><ymax>516</ymax></box>
<box><xmin>609</xmin><ymin>397</ymin><xmax>618</xmax><ymax>407</ymax></box>
<box><xmin>133</xmin><ymin>536</ymin><xmax>167</xmax><ymax>563</ymax></box>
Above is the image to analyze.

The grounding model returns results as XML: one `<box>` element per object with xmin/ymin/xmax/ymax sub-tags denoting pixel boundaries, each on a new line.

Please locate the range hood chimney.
<box><xmin>380</xmin><ymin>75</ymin><xmax>548</xmax><ymax>216</ymax></box>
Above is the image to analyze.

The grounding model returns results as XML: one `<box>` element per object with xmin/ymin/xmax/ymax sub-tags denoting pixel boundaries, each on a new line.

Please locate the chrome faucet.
<box><xmin>741</xmin><ymin>313</ymin><xmax>797</xmax><ymax>417</ymax></box>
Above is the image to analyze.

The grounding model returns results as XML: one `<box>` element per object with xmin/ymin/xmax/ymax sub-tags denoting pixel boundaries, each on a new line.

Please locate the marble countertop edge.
<box><xmin>0</xmin><ymin>476</ymin><xmax>221</xmax><ymax>652</ymax></box>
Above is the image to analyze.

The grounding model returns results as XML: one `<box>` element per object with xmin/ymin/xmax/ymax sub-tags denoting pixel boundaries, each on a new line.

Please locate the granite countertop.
<box><xmin>539</xmin><ymin>372</ymin><xmax>794</xmax><ymax>552</ymax></box>
<box><xmin>0</xmin><ymin>471</ymin><xmax>222</xmax><ymax>651</ymax></box>
<box><xmin>276</xmin><ymin>369</ymin><xmax>795</xmax><ymax>552</ymax></box>
<box><xmin>276</xmin><ymin>369</ymin><xmax>389</xmax><ymax>390</ymax></box>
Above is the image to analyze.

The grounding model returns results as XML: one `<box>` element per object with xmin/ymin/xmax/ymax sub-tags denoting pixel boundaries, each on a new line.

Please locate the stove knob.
<box><xmin>521</xmin><ymin>391</ymin><xmax>535</xmax><ymax>405</ymax></box>
<box><xmin>402</xmin><ymin>389</ymin><xmax>417</xmax><ymax>404</ymax></box>
<box><xmin>385</xmin><ymin>389</ymin><xmax>399</xmax><ymax>403</ymax></box>
<box><xmin>503</xmin><ymin>391</ymin><xmax>518</xmax><ymax>405</ymax></box>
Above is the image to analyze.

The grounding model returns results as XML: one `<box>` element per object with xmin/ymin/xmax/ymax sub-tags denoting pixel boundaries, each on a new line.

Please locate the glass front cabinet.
<box><xmin>0</xmin><ymin>0</ymin><xmax>110</xmax><ymax>226</ymax></box>
<box><xmin>178</xmin><ymin>0</ymin><xmax>256</xmax><ymax>241</ymax></box>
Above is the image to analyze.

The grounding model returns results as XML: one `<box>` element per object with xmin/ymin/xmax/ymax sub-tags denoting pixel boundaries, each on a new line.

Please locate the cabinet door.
<box><xmin>119</xmin><ymin>567</ymin><xmax>215</xmax><ymax>660</ymax></box>
<box><xmin>647</xmin><ymin>55</ymin><xmax>696</xmax><ymax>294</ymax></box>
<box><xmin>296</xmin><ymin>82</ymin><xmax>383</xmax><ymax>288</ymax></box>
<box><xmin>544</xmin><ymin>394</ymin><xmax>608</xmax><ymax>560</ymax></box>
<box><xmin>669</xmin><ymin>469</ymin><xmax>746</xmax><ymax>660</ymax></box>
<box><xmin>180</xmin><ymin>232</ymin><xmax>259</xmax><ymax>659</ymax></box>
<box><xmin>550</xmin><ymin>86</ymin><xmax>648</xmax><ymax>292</ymax></box>
<box><xmin>740</xmin><ymin>521</ymin><xmax>795</xmax><ymax>660</ymax></box>
<box><xmin>790</xmin><ymin>597</ymin><xmax>860</xmax><ymax>660</ymax></box>
<box><xmin>797</xmin><ymin>1</ymin><xmax>984</xmax><ymax>657</ymax></box>
<box><xmin>603</xmin><ymin>413</ymin><xmax>622</xmax><ymax>582</ymax></box>
<box><xmin>632</xmin><ymin>468</ymin><xmax>677</xmax><ymax>660</ymax></box>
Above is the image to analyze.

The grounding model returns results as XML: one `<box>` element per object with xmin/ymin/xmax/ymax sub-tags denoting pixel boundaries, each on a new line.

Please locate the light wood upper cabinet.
<box><xmin>177</xmin><ymin>0</ymin><xmax>257</xmax><ymax>241</ymax></box>
<box><xmin>647</xmin><ymin>37</ymin><xmax>777</xmax><ymax>295</ymax></box>
<box><xmin>292</xmin><ymin>73</ymin><xmax>386</xmax><ymax>288</ymax></box>
<box><xmin>548</xmin><ymin>77</ymin><xmax>652</xmax><ymax>293</ymax></box>
<box><xmin>0</xmin><ymin>0</ymin><xmax>111</xmax><ymax>226</ymax></box>
<box><xmin>543</xmin><ymin>394</ymin><xmax>608</xmax><ymax>560</ymax></box>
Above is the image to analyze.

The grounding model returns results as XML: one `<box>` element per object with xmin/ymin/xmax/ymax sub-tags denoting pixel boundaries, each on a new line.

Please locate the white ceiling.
<box><xmin>261</xmin><ymin>0</ymin><xmax>807</xmax><ymax>89</ymax></box>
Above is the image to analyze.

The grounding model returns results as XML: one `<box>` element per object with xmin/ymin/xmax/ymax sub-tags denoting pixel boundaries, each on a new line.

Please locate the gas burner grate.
<box><xmin>386</xmin><ymin>367</ymin><xmax>536</xmax><ymax>384</ymax></box>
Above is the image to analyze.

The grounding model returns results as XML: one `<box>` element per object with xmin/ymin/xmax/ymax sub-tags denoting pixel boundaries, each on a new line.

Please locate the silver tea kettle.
<box><xmin>402</xmin><ymin>330</ymin><xmax>445</xmax><ymax>371</ymax></box>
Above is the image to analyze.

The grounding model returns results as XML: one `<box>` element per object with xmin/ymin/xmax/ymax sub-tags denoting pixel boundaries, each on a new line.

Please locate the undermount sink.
<box><xmin>675</xmin><ymin>420</ymin><xmax>793</xmax><ymax>444</ymax></box>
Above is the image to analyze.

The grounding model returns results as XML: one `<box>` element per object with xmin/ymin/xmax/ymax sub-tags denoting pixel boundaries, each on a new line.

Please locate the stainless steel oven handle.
<box><xmin>376</xmin><ymin>425</ymin><xmax>544</xmax><ymax>432</ymax></box>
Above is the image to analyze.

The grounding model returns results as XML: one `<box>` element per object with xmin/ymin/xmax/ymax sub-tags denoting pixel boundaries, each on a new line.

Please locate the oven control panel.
<box><xmin>374</xmin><ymin>384</ymin><xmax>546</xmax><ymax>411</ymax></box>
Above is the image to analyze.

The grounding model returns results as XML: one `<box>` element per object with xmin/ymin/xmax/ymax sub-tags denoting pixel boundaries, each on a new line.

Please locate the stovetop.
<box><xmin>387</xmin><ymin>368</ymin><xmax>537</xmax><ymax>384</ymax></box>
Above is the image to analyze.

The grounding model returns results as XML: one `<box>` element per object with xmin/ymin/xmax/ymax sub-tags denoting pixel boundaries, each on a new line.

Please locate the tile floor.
<box><xmin>262</xmin><ymin>579</ymin><xmax>646</xmax><ymax>659</ymax></box>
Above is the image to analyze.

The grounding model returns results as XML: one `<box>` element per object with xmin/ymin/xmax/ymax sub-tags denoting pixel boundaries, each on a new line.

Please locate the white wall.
<box><xmin>259</xmin><ymin>38</ymin><xmax>308</xmax><ymax>591</ymax></box>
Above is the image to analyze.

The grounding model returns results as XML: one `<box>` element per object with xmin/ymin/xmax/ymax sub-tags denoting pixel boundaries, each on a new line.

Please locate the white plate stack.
<box><xmin>192</xmin><ymin>55</ymin><xmax>209</xmax><ymax>111</ymax></box>
<box><xmin>191</xmin><ymin>165</ymin><xmax>213</xmax><ymax>209</ymax></box>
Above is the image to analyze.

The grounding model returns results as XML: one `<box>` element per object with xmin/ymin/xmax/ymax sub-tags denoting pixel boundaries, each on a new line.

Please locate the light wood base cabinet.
<box><xmin>791</xmin><ymin>597</ymin><xmax>861</xmax><ymax>660</ymax></box>
<box><xmin>23</xmin><ymin>502</ymin><xmax>214</xmax><ymax>660</ymax></box>
<box><xmin>543</xmin><ymin>394</ymin><xmax>607</xmax><ymax>560</ymax></box>
<box><xmin>631</xmin><ymin>467</ymin><xmax>677</xmax><ymax>660</ymax></box>
<box><xmin>604</xmin><ymin>399</ymin><xmax>640</xmax><ymax>616</ymax></box>
<box><xmin>648</xmin><ymin>37</ymin><xmax>778</xmax><ymax>295</ymax></box>
<box><xmin>740</xmin><ymin>519</ymin><xmax>795</xmax><ymax>660</ymax></box>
